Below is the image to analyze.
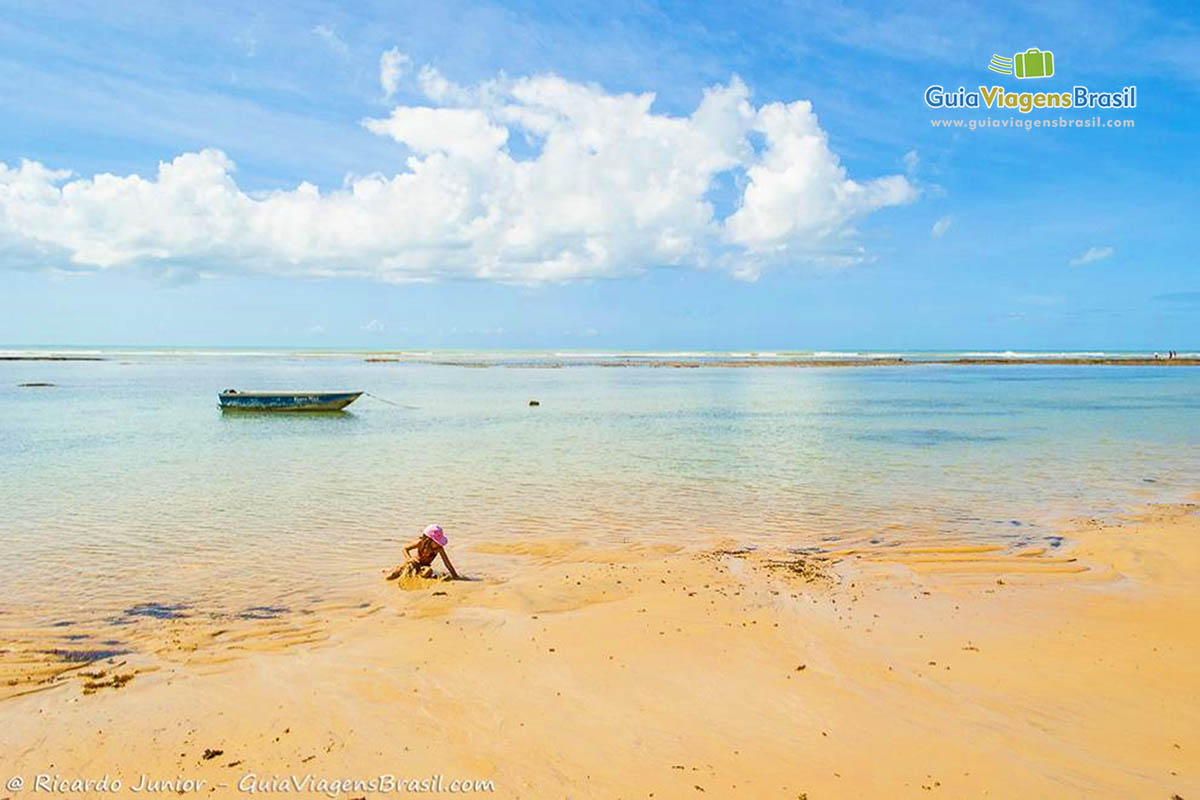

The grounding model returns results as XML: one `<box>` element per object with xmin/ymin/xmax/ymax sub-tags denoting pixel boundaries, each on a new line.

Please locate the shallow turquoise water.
<box><xmin>2</xmin><ymin>352</ymin><xmax>1198</xmax><ymax>623</ymax></box>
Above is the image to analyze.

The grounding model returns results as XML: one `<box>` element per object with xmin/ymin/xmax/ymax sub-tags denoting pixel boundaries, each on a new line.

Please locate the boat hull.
<box><xmin>219</xmin><ymin>391</ymin><xmax>363</xmax><ymax>412</ymax></box>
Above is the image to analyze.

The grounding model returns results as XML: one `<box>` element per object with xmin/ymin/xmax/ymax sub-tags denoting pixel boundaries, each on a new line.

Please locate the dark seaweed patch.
<box><xmin>124</xmin><ymin>602</ymin><xmax>191</xmax><ymax>620</ymax></box>
<box><xmin>43</xmin><ymin>648</ymin><xmax>131</xmax><ymax>663</ymax></box>
<box><xmin>238</xmin><ymin>606</ymin><xmax>288</xmax><ymax>620</ymax></box>
<box><xmin>713</xmin><ymin>547</ymin><xmax>756</xmax><ymax>556</ymax></box>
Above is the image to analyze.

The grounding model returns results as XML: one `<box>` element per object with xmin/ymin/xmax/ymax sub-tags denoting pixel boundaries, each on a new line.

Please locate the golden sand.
<box><xmin>1</xmin><ymin>503</ymin><xmax>1197</xmax><ymax>798</ymax></box>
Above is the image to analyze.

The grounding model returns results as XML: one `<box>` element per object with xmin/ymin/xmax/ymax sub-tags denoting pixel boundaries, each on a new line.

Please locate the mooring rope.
<box><xmin>364</xmin><ymin>391</ymin><xmax>418</xmax><ymax>409</ymax></box>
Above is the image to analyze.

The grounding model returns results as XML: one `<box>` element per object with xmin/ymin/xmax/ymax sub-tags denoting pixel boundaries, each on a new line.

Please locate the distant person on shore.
<box><xmin>387</xmin><ymin>524</ymin><xmax>460</xmax><ymax>581</ymax></box>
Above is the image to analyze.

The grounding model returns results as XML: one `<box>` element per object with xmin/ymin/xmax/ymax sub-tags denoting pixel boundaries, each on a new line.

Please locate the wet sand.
<box><xmin>1</xmin><ymin>503</ymin><xmax>1197</xmax><ymax>798</ymax></box>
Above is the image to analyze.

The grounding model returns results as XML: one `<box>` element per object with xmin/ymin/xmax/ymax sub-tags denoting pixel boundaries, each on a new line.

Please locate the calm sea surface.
<box><xmin>2</xmin><ymin>350</ymin><xmax>1198</xmax><ymax>627</ymax></box>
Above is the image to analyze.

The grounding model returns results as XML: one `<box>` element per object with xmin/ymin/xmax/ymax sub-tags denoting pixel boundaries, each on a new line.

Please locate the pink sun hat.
<box><xmin>423</xmin><ymin>524</ymin><xmax>447</xmax><ymax>546</ymax></box>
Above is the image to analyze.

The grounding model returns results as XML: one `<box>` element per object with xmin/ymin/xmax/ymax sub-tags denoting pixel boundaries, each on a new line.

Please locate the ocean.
<box><xmin>2</xmin><ymin>349</ymin><xmax>1198</xmax><ymax>631</ymax></box>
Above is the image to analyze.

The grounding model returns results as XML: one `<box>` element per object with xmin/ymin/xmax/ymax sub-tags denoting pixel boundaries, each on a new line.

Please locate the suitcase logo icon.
<box><xmin>988</xmin><ymin>48</ymin><xmax>1055</xmax><ymax>79</ymax></box>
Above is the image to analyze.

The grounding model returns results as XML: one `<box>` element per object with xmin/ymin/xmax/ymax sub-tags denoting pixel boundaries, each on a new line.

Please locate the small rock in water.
<box><xmin>529</xmin><ymin>399</ymin><xmax>540</xmax><ymax>407</ymax></box>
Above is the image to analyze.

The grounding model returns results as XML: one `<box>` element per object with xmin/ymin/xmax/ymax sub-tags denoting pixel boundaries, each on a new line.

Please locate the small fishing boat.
<box><xmin>218</xmin><ymin>390</ymin><xmax>363</xmax><ymax>412</ymax></box>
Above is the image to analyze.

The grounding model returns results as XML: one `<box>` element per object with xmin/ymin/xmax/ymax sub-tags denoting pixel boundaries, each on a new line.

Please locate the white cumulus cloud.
<box><xmin>363</xmin><ymin>106</ymin><xmax>509</xmax><ymax>160</ymax></box>
<box><xmin>0</xmin><ymin>63</ymin><xmax>918</xmax><ymax>284</ymax></box>
<box><xmin>1069</xmin><ymin>245</ymin><xmax>1115</xmax><ymax>266</ymax></box>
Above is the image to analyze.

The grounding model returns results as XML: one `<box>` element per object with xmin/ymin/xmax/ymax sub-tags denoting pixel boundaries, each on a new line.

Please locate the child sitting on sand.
<box><xmin>387</xmin><ymin>524</ymin><xmax>460</xmax><ymax>581</ymax></box>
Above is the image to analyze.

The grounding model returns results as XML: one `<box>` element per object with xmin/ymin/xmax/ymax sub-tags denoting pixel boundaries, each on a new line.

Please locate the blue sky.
<box><xmin>1</xmin><ymin>0</ymin><xmax>1197</xmax><ymax>350</ymax></box>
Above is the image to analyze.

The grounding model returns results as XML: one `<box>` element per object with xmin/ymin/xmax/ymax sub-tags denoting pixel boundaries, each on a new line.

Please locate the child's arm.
<box><xmin>402</xmin><ymin>539</ymin><xmax>422</xmax><ymax>558</ymax></box>
<box><xmin>438</xmin><ymin>548</ymin><xmax>461</xmax><ymax>580</ymax></box>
